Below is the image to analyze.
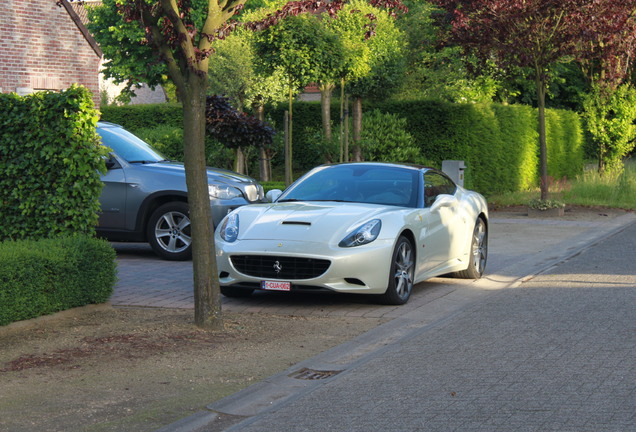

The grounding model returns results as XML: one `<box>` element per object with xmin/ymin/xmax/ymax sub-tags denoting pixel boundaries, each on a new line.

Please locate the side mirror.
<box><xmin>266</xmin><ymin>189</ymin><xmax>283</xmax><ymax>202</ymax></box>
<box><xmin>104</xmin><ymin>155</ymin><xmax>119</xmax><ymax>170</ymax></box>
<box><xmin>430</xmin><ymin>194</ymin><xmax>456</xmax><ymax>212</ymax></box>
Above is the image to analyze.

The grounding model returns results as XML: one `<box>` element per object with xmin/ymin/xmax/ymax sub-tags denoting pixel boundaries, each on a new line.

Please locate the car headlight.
<box><xmin>209</xmin><ymin>184</ymin><xmax>241</xmax><ymax>200</ymax></box>
<box><xmin>339</xmin><ymin>219</ymin><xmax>381</xmax><ymax>247</ymax></box>
<box><xmin>220</xmin><ymin>213</ymin><xmax>239</xmax><ymax>242</ymax></box>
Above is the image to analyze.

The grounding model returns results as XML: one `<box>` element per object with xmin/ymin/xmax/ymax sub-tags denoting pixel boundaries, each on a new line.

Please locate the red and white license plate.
<box><xmin>261</xmin><ymin>280</ymin><xmax>291</xmax><ymax>291</ymax></box>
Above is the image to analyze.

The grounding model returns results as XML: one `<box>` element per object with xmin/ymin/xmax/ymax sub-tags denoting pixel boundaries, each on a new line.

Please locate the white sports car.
<box><xmin>215</xmin><ymin>162</ymin><xmax>488</xmax><ymax>305</ymax></box>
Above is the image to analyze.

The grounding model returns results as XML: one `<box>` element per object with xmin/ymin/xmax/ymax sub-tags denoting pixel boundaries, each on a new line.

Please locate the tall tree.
<box><xmin>86</xmin><ymin>0</ymin><xmax>169</xmax><ymax>102</ymax></box>
<box><xmin>253</xmin><ymin>14</ymin><xmax>336</xmax><ymax>183</ymax></box>
<box><xmin>106</xmin><ymin>0</ymin><xmax>406</xmax><ymax>329</ymax></box>
<box><xmin>432</xmin><ymin>0</ymin><xmax>636</xmax><ymax>200</ymax></box>
<box><xmin>575</xmin><ymin>2</ymin><xmax>636</xmax><ymax>174</ymax></box>
<box><xmin>394</xmin><ymin>1</ymin><xmax>505</xmax><ymax>104</ymax></box>
<box><xmin>327</xmin><ymin>0</ymin><xmax>407</xmax><ymax>161</ymax></box>
<box><xmin>208</xmin><ymin>28</ymin><xmax>287</xmax><ymax>177</ymax></box>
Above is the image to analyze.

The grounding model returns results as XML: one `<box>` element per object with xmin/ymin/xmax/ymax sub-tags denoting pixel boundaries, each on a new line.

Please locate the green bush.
<box><xmin>261</xmin><ymin>181</ymin><xmax>287</xmax><ymax>193</ymax></box>
<box><xmin>135</xmin><ymin>125</ymin><xmax>185</xmax><ymax>161</ymax></box>
<box><xmin>0</xmin><ymin>85</ymin><xmax>109</xmax><ymax>241</ymax></box>
<box><xmin>0</xmin><ymin>236</ymin><xmax>117</xmax><ymax>326</ymax></box>
<box><xmin>360</xmin><ymin>109</ymin><xmax>426</xmax><ymax>164</ymax></box>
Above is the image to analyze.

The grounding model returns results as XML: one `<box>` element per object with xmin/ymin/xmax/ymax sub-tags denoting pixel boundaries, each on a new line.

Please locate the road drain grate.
<box><xmin>289</xmin><ymin>367</ymin><xmax>342</xmax><ymax>380</ymax></box>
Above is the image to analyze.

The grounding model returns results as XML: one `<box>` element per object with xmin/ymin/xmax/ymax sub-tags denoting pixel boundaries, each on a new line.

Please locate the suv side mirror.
<box><xmin>104</xmin><ymin>155</ymin><xmax>120</xmax><ymax>170</ymax></box>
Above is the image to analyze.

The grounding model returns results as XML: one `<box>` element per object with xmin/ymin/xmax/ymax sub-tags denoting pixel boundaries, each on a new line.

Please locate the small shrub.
<box><xmin>0</xmin><ymin>236</ymin><xmax>117</xmax><ymax>326</ymax></box>
<box><xmin>527</xmin><ymin>198</ymin><xmax>565</xmax><ymax>210</ymax></box>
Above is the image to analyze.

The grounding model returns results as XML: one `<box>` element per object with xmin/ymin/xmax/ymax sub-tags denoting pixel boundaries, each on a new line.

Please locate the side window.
<box><xmin>423</xmin><ymin>172</ymin><xmax>457</xmax><ymax>207</ymax></box>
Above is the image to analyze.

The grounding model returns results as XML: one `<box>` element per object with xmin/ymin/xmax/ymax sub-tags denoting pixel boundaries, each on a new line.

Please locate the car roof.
<box><xmin>319</xmin><ymin>161</ymin><xmax>438</xmax><ymax>173</ymax></box>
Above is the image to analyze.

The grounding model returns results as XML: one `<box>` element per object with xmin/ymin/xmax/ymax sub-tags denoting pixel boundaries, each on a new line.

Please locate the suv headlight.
<box><xmin>220</xmin><ymin>213</ymin><xmax>239</xmax><ymax>242</ymax></box>
<box><xmin>209</xmin><ymin>184</ymin><xmax>241</xmax><ymax>200</ymax></box>
<box><xmin>339</xmin><ymin>219</ymin><xmax>381</xmax><ymax>247</ymax></box>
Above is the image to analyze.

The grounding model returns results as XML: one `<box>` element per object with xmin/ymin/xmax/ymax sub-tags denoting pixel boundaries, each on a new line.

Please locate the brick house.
<box><xmin>0</xmin><ymin>0</ymin><xmax>102</xmax><ymax>107</ymax></box>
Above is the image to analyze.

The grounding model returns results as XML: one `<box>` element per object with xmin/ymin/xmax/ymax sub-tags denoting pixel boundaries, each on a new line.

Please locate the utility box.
<box><xmin>442</xmin><ymin>160</ymin><xmax>466</xmax><ymax>187</ymax></box>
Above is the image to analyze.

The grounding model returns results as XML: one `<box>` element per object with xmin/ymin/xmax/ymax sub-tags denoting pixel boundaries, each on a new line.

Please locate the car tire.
<box><xmin>220</xmin><ymin>286</ymin><xmax>255</xmax><ymax>298</ymax></box>
<box><xmin>455</xmin><ymin>217</ymin><xmax>488</xmax><ymax>279</ymax></box>
<box><xmin>378</xmin><ymin>235</ymin><xmax>415</xmax><ymax>305</ymax></box>
<box><xmin>147</xmin><ymin>202</ymin><xmax>192</xmax><ymax>261</ymax></box>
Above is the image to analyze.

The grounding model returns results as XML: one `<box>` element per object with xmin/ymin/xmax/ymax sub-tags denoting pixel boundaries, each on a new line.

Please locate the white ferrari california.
<box><xmin>215</xmin><ymin>162</ymin><xmax>488</xmax><ymax>305</ymax></box>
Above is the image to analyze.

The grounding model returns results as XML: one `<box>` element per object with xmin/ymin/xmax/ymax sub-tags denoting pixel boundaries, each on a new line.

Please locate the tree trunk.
<box><xmin>255</xmin><ymin>105</ymin><xmax>271</xmax><ymax>182</ymax></box>
<box><xmin>285</xmin><ymin>83</ymin><xmax>294</xmax><ymax>186</ymax></box>
<box><xmin>351</xmin><ymin>96</ymin><xmax>363</xmax><ymax>162</ymax></box>
<box><xmin>284</xmin><ymin>110</ymin><xmax>292</xmax><ymax>186</ymax></box>
<box><xmin>339</xmin><ymin>79</ymin><xmax>345</xmax><ymax>162</ymax></box>
<box><xmin>320</xmin><ymin>83</ymin><xmax>334</xmax><ymax>141</ymax></box>
<box><xmin>535</xmin><ymin>70</ymin><xmax>549</xmax><ymax>201</ymax></box>
<box><xmin>234</xmin><ymin>148</ymin><xmax>245</xmax><ymax>174</ymax></box>
<box><xmin>344</xmin><ymin>94</ymin><xmax>350</xmax><ymax>162</ymax></box>
<box><xmin>181</xmin><ymin>76</ymin><xmax>222</xmax><ymax>330</ymax></box>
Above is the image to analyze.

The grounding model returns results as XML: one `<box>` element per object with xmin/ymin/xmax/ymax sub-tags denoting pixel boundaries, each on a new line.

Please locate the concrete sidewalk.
<box><xmin>131</xmin><ymin>208</ymin><xmax>636</xmax><ymax>432</ymax></box>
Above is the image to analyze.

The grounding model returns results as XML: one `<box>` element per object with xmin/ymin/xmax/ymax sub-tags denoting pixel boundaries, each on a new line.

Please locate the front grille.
<box><xmin>231</xmin><ymin>255</ymin><xmax>331</xmax><ymax>279</ymax></box>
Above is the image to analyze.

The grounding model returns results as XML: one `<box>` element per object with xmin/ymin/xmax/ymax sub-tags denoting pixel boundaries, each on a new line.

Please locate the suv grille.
<box><xmin>231</xmin><ymin>255</ymin><xmax>331</xmax><ymax>279</ymax></box>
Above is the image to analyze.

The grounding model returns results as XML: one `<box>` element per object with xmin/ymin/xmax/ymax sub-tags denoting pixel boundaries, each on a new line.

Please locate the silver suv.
<box><xmin>96</xmin><ymin>122</ymin><xmax>264</xmax><ymax>260</ymax></box>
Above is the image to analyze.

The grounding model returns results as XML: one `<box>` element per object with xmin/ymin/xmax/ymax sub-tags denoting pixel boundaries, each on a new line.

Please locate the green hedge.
<box><xmin>371</xmin><ymin>100</ymin><xmax>585</xmax><ymax>195</ymax></box>
<box><xmin>100</xmin><ymin>103</ymin><xmax>183</xmax><ymax>132</ymax></box>
<box><xmin>101</xmin><ymin>99</ymin><xmax>585</xmax><ymax>195</ymax></box>
<box><xmin>0</xmin><ymin>85</ymin><xmax>108</xmax><ymax>241</ymax></box>
<box><xmin>0</xmin><ymin>236</ymin><xmax>117</xmax><ymax>326</ymax></box>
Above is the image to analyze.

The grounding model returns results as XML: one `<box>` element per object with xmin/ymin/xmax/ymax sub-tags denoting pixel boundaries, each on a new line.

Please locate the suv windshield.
<box><xmin>98</xmin><ymin>124</ymin><xmax>166</xmax><ymax>163</ymax></box>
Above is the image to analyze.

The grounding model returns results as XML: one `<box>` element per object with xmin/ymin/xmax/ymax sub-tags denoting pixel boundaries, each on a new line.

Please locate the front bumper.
<box><xmin>216</xmin><ymin>238</ymin><xmax>395</xmax><ymax>295</ymax></box>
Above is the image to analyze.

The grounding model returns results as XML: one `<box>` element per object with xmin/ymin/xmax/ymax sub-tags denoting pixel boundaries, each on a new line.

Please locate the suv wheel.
<box><xmin>147</xmin><ymin>202</ymin><xmax>192</xmax><ymax>261</ymax></box>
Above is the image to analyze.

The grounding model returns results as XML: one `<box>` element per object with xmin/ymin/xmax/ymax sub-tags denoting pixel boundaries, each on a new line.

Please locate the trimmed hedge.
<box><xmin>100</xmin><ymin>103</ymin><xmax>183</xmax><ymax>132</ymax></box>
<box><xmin>370</xmin><ymin>100</ymin><xmax>585</xmax><ymax>195</ymax></box>
<box><xmin>0</xmin><ymin>236</ymin><xmax>117</xmax><ymax>326</ymax></box>
<box><xmin>100</xmin><ymin>99</ymin><xmax>585</xmax><ymax>195</ymax></box>
<box><xmin>0</xmin><ymin>85</ymin><xmax>108</xmax><ymax>241</ymax></box>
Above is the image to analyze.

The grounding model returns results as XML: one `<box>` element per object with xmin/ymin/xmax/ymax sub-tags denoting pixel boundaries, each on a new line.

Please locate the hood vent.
<box><xmin>282</xmin><ymin>221</ymin><xmax>311</xmax><ymax>226</ymax></box>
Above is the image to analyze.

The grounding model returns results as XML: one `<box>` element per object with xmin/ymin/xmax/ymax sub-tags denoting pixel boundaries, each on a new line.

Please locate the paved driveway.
<box><xmin>110</xmin><ymin>209</ymin><xmax>635</xmax><ymax>320</ymax></box>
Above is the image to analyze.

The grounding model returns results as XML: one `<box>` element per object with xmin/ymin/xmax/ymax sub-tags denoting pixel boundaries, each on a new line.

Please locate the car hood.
<box><xmin>135</xmin><ymin>161</ymin><xmax>256</xmax><ymax>185</ymax></box>
<box><xmin>234</xmin><ymin>202</ymin><xmax>403</xmax><ymax>243</ymax></box>
<box><xmin>130</xmin><ymin>161</ymin><xmax>263</xmax><ymax>201</ymax></box>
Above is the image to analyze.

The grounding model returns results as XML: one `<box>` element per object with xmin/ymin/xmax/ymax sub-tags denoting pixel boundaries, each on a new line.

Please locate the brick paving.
<box><xmin>110</xmin><ymin>213</ymin><xmax>634</xmax><ymax>320</ymax></box>
<box><xmin>219</xmin><ymin>221</ymin><xmax>636</xmax><ymax>432</ymax></box>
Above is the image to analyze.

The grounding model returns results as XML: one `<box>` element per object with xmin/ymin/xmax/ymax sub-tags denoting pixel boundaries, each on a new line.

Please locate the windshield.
<box><xmin>97</xmin><ymin>125</ymin><xmax>166</xmax><ymax>163</ymax></box>
<box><xmin>279</xmin><ymin>164</ymin><xmax>420</xmax><ymax>208</ymax></box>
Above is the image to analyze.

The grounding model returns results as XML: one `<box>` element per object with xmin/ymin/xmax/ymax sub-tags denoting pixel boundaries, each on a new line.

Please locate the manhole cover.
<box><xmin>289</xmin><ymin>367</ymin><xmax>342</xmax><ymax>380</ymax></box>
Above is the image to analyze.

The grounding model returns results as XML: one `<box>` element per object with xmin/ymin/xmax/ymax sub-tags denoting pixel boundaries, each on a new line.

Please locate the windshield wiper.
<box><xmin>127</xmin><ymin>160</ymin><xmax>159</xmax><ymax>164</ymax></box>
